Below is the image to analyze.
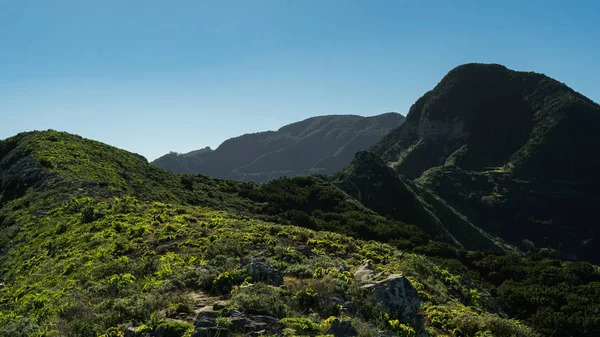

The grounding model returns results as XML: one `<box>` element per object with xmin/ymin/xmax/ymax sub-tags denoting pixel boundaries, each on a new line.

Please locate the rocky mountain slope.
<box><xmin>1</xmin><ymin>130</ymin><xmax>599</xmax><ymax>337</ymax></box>
<box><xmin>152</xmin><ymin>113</ymin><xmax>405</xmax><ymax>182</ymax></box>
<box><xmin>364</xmin><ymin>63</ymin><xmax>600</xmax><ymax>263</ymax></box>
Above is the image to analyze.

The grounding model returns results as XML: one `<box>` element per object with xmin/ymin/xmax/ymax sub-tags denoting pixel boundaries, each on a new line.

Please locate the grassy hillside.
<box><xmin>0</xmin><ymin>131</ymin><xmax>599</xmax><ymax>337</ymax></box>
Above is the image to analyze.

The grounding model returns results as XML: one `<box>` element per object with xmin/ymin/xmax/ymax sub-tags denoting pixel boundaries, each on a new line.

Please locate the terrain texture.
<box><xmin>152</xmin><ymin>113</ymin><xmax>405</xmax><ymax>182</ymax></box>
<box><xmin>1</xmin><ymin>63</ymin><xmax>599</xmax><ymax>337</ymax></box>
<box><xmin>351</xmin><ymin>63</ymin><xmax>600</xmax><ymax>264</ymax></box>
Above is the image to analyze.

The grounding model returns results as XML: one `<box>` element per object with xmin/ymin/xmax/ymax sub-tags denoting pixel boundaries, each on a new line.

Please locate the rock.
<box><xmin>192</xmin><ymin>327</ymin><xmax>229</xmax><ymax>337</ymax></box>
<box><xmin>296</xmin><ymin>245</ymin><xmax>315</xmax><ymax>257</ymax></box>
<box><xmin>354</xmin><ymin>260</ymin><xmax>374</xmax><ymax>282</ymax></box>
<box><xmin>226</xmin><ymin>310</ymin><xmax>283</xmax><ymax>335</ymax></box>
<box><xmin>124</xmin><ymin>326</ymin><xmax>138</xmax><ymax>337</ymax></box>
<box><xmin>229</xmin><ymin>316</ymin><xmax>267</xmax><ymax>332</ymax></box>
<box><xmin>197</xmin><ymin>306</ymin><xmax>217</xmax><ymax>315</ymax></box>
<box><xmin>343</xmin><ymin>301</ymin><xmax>360</xmax><ymax>316</ymax></box>
<box><xmin>195</xmin><ymin>310</ymin><xmax>218</xmax><ymax>328</ymax></box>
<box><xmin>212</xmin><ymin>300</ymin><xmax>229</xmax><ymax>310</ymax></box>
<box><xmin>245</xmin><ymin>260</ymin><xmax>283</xmax><ymax>286</ymax></box>
<box><xmin>326</xmin><ymin>319</ymin><xmax>357</xmax><ymax>337</ymax></box>
<box><xmin>362</xmin><ymin>274</ymin><xmax>426</xmax><ymax>336</ymax></box>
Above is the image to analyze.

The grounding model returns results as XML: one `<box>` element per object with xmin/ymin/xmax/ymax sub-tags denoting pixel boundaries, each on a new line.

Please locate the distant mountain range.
<box><xmin>151</xmin><ymin>113</ymin><xmax>405</xmax><ymax>182</ymax></box>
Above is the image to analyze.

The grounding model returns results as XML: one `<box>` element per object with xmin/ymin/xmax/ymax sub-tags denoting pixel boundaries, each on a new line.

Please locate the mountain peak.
<box><xmin>372</xmin><ymin>63</ymin><xmax>600</xmax><ymax>181</ymax></box>
<box><xmin>368</xmin><ymin>63</ymin><xmax>600</xmax><ymax>263</ymax></box>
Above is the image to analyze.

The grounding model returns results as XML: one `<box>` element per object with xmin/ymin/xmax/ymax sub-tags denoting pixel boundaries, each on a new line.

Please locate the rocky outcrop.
<box><xmin>191</xmin><ymin>309</ymin><xmax>284</xmax><ymax>337</ymax></box>
<box><xmin>326</xmin><ymin>319</ymin><xmax>358</xmax><ymax>337</ymax></box>
<box><xmin>244</xmin><ymin>260</ymin><xmax>283</xmax><ymax>286</ymax></box>
<box><xmin>362</xmin><ymin>274</ymin><xmax>426</xmax><ymax>337</ymax></box>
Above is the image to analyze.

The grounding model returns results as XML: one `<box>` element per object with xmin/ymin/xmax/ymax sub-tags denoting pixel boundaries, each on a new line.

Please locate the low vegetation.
<box><xmin>0</xmin><ymin>130</ymin><xmax>599</xmax><ymax>337</ymax></box>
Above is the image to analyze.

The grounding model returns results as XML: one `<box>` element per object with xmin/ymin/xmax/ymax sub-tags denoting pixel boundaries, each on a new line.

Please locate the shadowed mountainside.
<box><xmin>364</xmin><ymin>63</ymin><xmax>600</xmax><ymax>263</ymax></box>
<box><xmin>152</xmin><ymin>113</ymin><xmax>405</xmax><ymax>182</ymax></box>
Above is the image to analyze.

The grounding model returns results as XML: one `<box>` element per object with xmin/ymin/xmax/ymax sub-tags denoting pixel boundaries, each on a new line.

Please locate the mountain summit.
<box><xmin>372</xmin><ymin>63</ymin><xmax>600</xmax><ymax>180</ymax></box>
<box><xmin>152</xmin><ymin>113</ymin><xmax>405</xmax><ymax>182</ymax></box>
<box><xmin>368</xmin><ymin>63</ymin><xmax>600</xmax><ymax>262</ymax></box>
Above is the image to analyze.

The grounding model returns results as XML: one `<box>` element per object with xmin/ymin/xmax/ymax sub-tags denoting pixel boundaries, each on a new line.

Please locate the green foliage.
<box><xmin>388</xmin><ymin>319</ymin><xmax>416</xmax><ymax>337</ymax></box>
<box><xmin>154</xmin><ymin>321</ymin><xmax>193</xmax><ymax>337</ymax></box>
<box><xmin>0</xmin><ymin>130</ymin><xmax>599</xmax><ymax>337</ymax></box>
<box><xmin>280</xmin><ymin>317</ymin><xmax>321</xmax><ymax>335</ymax></box>
<box><xmin>230</xmin><ymin>283</ymin><xmax>290</xmax><ymax>318</ymax></box>
<box><xmin>313</xmin><ymin>267</ymin><xmax>354</xmax><ymax>284</ymax></box>
<box><xmin>212</xmin><ymin>270</ymin><xmax>249</xmax><ymax>293</ymax></box>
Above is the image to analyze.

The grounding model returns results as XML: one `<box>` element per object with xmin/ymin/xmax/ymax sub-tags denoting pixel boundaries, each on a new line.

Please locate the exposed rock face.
<box><xmin>191</xmin><ymin>309</ymin><xmax>283</xmax><ymax>337</ymax></box>
<box><xmin>362</xmin><ymin>274</ymin><xmax>426</xmax><ymax>336</ymax></box>
<box><xmin>152</xmin><ymin>113</ymin><xmax>405</xmax><ymax>182</ymax></box>
<box><xmin>192</xmin><ymin>327</ymin><xmax>229</xmax><ymax>337</ymax></box>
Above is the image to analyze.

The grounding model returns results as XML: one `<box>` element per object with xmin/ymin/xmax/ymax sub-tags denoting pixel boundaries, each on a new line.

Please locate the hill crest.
<box><xmin>152</xmin><ymin>113</ymin><xmax>405</xmax><ymax>182</ymax></box>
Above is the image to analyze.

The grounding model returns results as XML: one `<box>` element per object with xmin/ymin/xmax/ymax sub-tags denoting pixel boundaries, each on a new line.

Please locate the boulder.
<box><xmin>245</xmin><ymin>260</ymin><xmax>283</xmax><ymax>286</ymax></box>
<box><xmin>192</xmin><ymin>327</ymin><xmax>229</xmax><ymax>337</ymax></box>
<box><xmin>362</xmin><ymin>274</ymin><xmax>426</xmax><ymax>336</ymax></box>
<box><xmin>194</xmin><ymin>310</ymin><xmax>217</xmax><ymax>328</ymax></box>
<box><xmin>354</xmin><ymin>260</ymin><xmax>374</xmax><ymax>282</ymax></box>
<box><xmin>296</xmin><ymin>245</ymin><xmax>316</xmax><ymax>257</ymax></box>
<box><xmin>326</xmin><ymin>319</ymin><xmax>357</xmax><ymax>337</ymax></box>
<box><xmin>124</xmin><ymin>326</ymin><xmax>138</xmax><ymax>337</ymax></box>
<box><xmin>212</xmin><ymin>300</ymin><xmax>229</xmax><ymax>310</ymax></box>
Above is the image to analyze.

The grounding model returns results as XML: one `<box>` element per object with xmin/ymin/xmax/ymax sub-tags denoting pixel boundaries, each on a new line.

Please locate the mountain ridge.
<box><xmin>2</xmin><ymin>63</ymin><xmax>600</xmax><ymax>337</ymax></box>
<box><xmin>367</xmin><ymin>63</ymin><xmax>600</xmax><ymax>263</ymax></box>
<box><xmin>152</xmin><ymin>113</ymin><xmax>405</xmax><ymax>182</ymax></box>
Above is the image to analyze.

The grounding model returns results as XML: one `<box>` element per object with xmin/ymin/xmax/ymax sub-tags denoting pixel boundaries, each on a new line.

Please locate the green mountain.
<box><xmin>1</xmin><ymin>130</ymin><xmax>599</xmax><ymax>337</ymax></box>
<box><xmin>2</xmin><ymin>63</ymin><xmax>600</xmax><ymax>337</ymax></box>
<box><xmin>363</xmin><ymin>63</ymin><xmax>600</xmax><ymax>264</ymax></box>
<box><xmin>152</xmin><ymin>113</ymin><xmax>405</xmax><ymax>182</ymax></box>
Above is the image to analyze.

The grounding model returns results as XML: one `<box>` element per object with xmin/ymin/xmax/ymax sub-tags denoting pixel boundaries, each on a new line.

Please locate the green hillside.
<box><xmin>1</xmin><ymin>130</ymin><xmax>599</xmax><ymax>337</ymax></box>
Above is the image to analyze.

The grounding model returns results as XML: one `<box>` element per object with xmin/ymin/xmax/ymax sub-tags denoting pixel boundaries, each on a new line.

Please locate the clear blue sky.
<box><xmin>1</xmin><ymin>0</ymin><xmax>598</xmax><ymax>161</ymax></box>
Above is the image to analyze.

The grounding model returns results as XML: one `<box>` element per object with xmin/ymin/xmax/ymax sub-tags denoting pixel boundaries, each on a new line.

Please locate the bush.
<box><xmin>154</xmin><ymin>321</ymin><xmax>193</xmax><ymax>337</ymax></box>
<box><xmin>231</xmin><ymin>283</ymin><xmax>290</xmax><ymax>318</ymax></box>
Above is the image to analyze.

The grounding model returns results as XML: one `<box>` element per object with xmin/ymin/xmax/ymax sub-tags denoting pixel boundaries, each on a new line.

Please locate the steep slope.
<box><xmin>335</xmin><ymin>151</ymin><xmax>506</xmax><ymax>252</ymax></box>
<box><xmin>152</xmin><ymin>113</ymin><xmax>405</xmax><ymax>182</ymax></box>
<box><xmin>370</xmin><ymin>63</ymin><xmax>600</xmax><ymax>263</ymax></box>
<box><xmin>1</xmin><ymin>130</ymin><xmax>599</xmax><ymax>337</ymax></box>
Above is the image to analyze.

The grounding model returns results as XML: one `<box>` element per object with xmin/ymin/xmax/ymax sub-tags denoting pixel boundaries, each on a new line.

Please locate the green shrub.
<box><xmin>230</xmin><ymin>283</ymin><xmax>290</xmax><ymax>318</ymax></box>
<box><xmin>212</xmin><ymin>269</ymin><xmax>249</xmax><ymax>293</ymax></box>
<box><xmin>280</xmin><ymin>317</ymin><xmax>321</xmax><ymax>335</ymax></box>
<box><xmin>154</xmin><ymin>321</ymin><xmax>193</xmax><ymax>337</ymax></box>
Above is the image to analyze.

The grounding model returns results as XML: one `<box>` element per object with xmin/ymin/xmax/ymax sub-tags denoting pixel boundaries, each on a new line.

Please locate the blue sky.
<box><xmin>1</xmin><ymin>0</ymin><xmax>598</xmax><ymax>161</ymax></box>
